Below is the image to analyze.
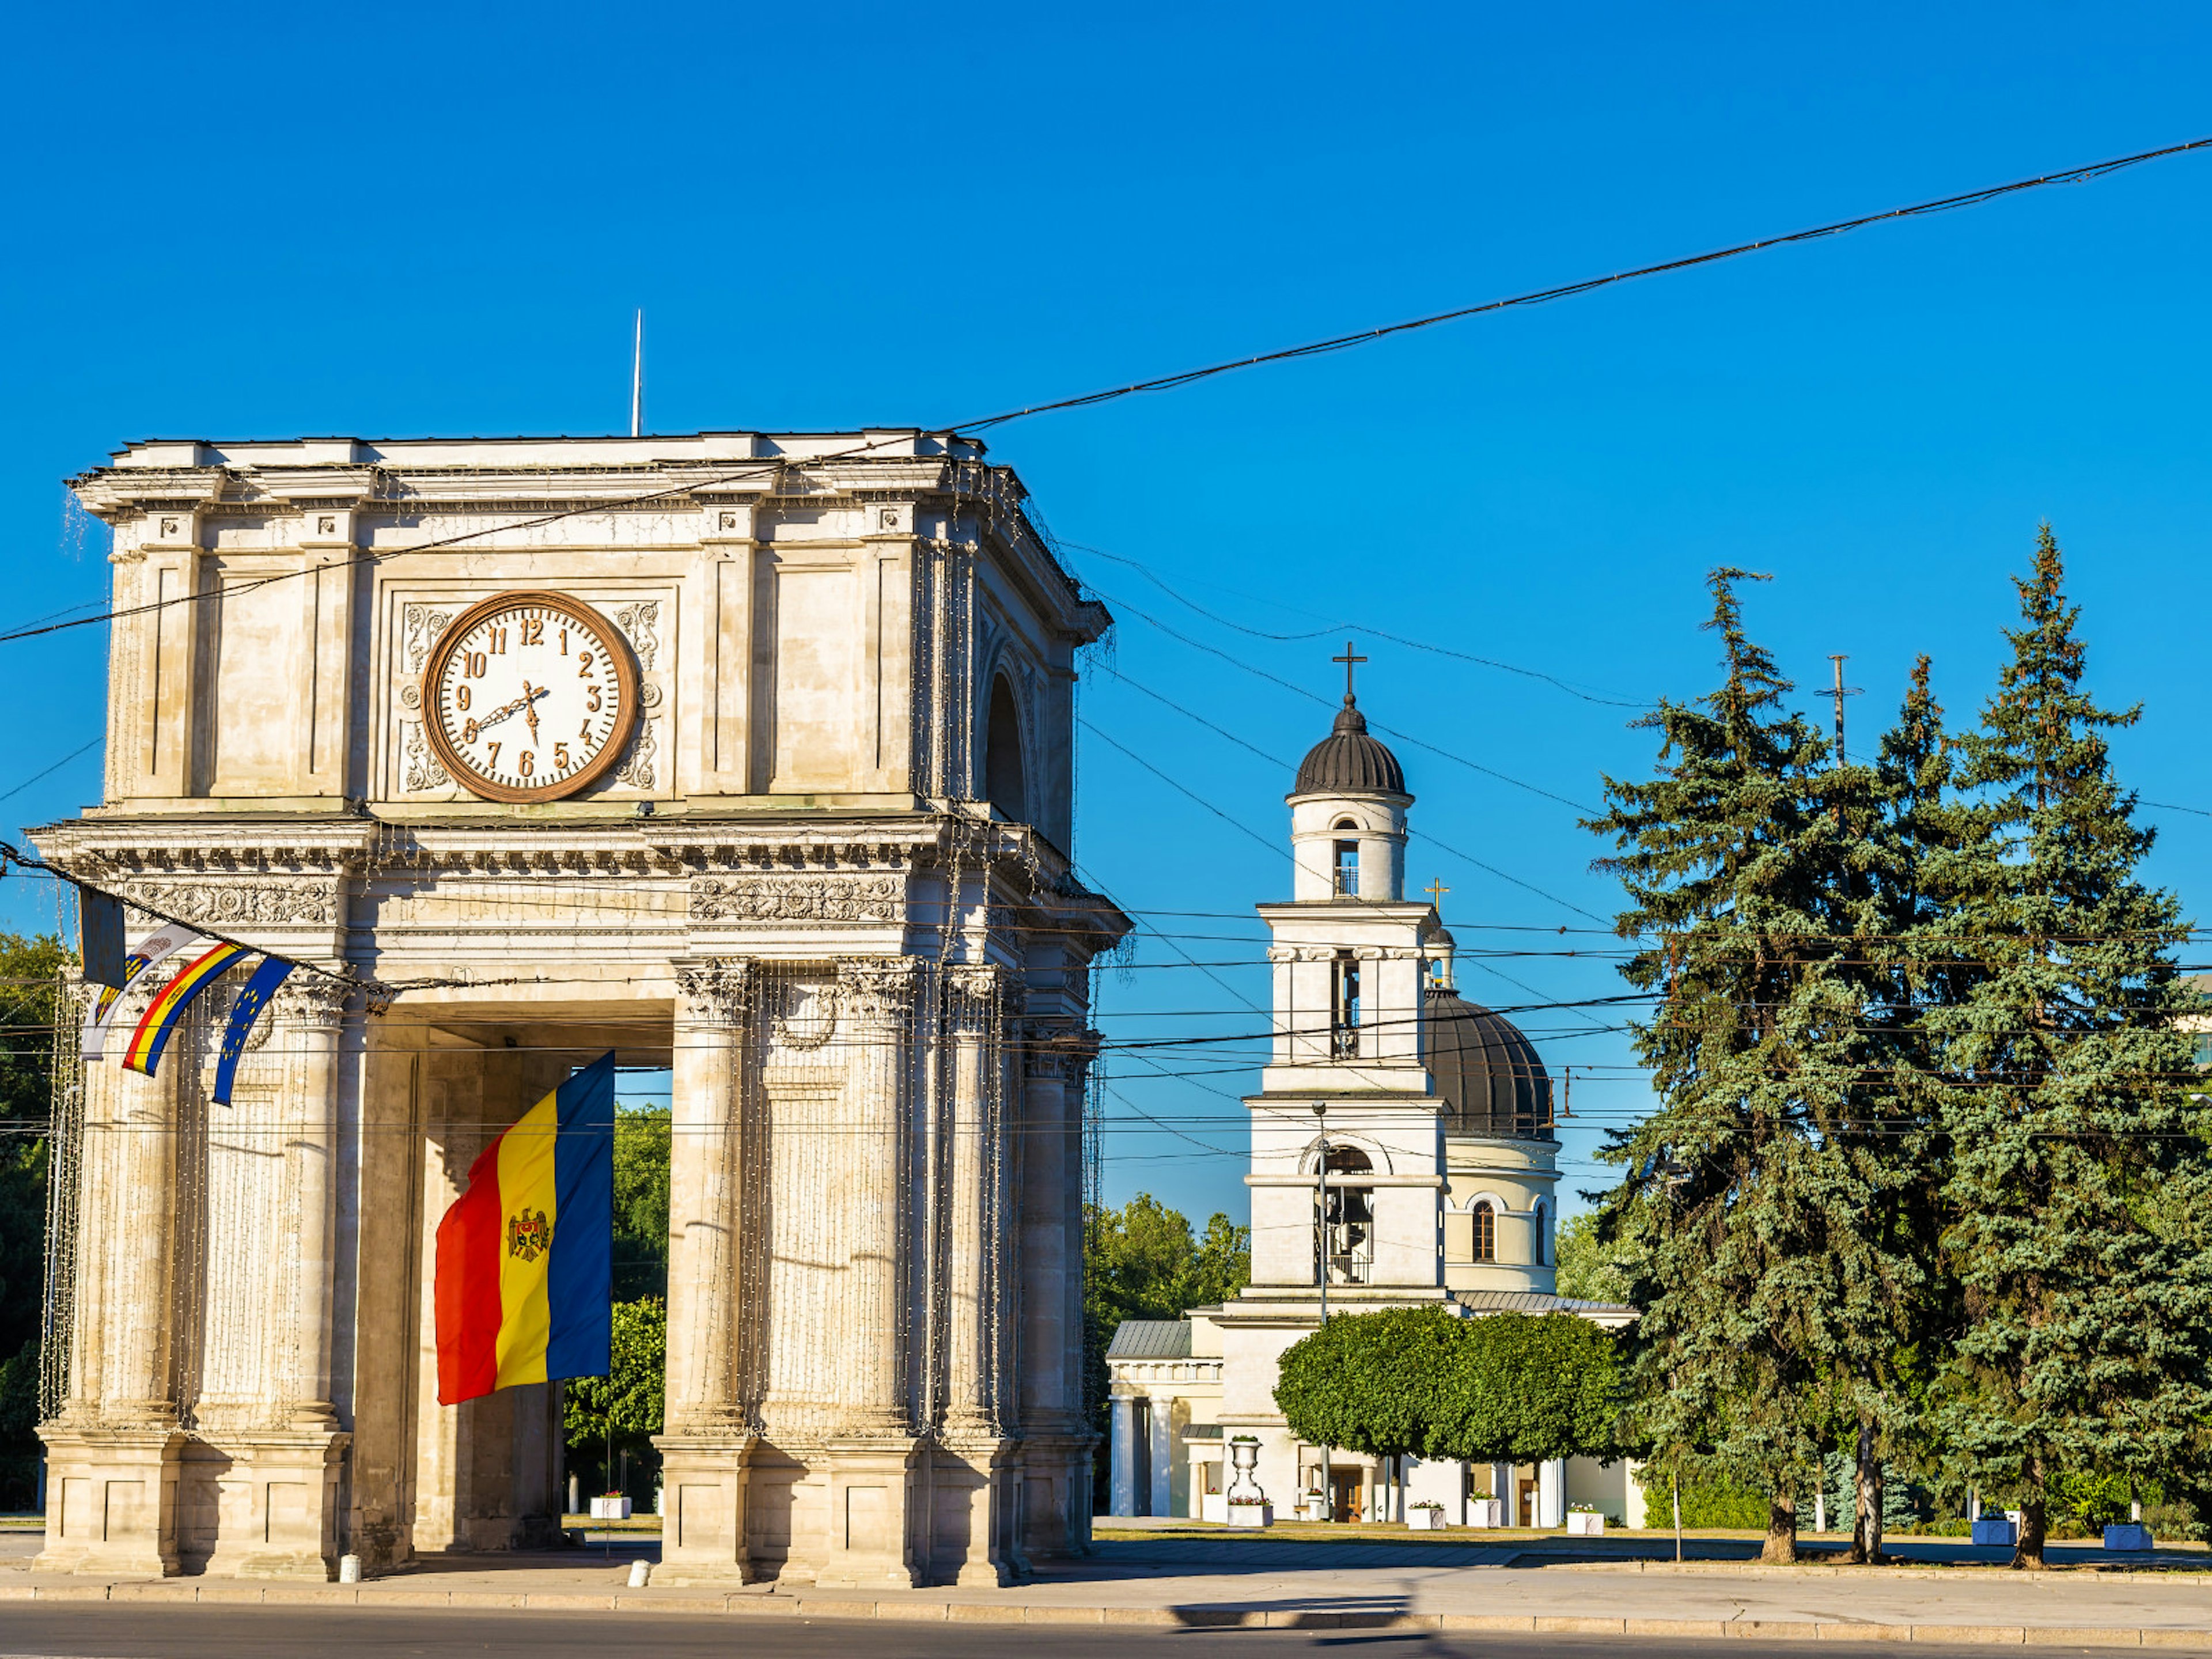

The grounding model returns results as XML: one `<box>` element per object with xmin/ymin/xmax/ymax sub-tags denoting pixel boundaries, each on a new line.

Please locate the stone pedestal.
<box><xmin>652</xmin><ymin>1433</ymin><xmax>756</xmax><ymax>1584</ymax></box>
<box><xmin>931</xmin><ymin>1437</ymin><xmax>1022</xmax><ymax>1586</ymax></box>
<box><xmin>202</xmin><ymin>1431</ymin><xmax>350</xmax><ymax>1579</ymax></box>
<box><xmin>36</xmin><ymin>1426</ymin><xmax>187</xmax><ymax>1576</ymax></box>
<box><xmin>1016</xmin><ymin>1432</ymin><xmax>1096</xmax><ymax>1560</ymax></box>
<box><xmin>813</xmin><ymin>1438</ymin><xmax>920</xmax><ymax>1588</ymax></box>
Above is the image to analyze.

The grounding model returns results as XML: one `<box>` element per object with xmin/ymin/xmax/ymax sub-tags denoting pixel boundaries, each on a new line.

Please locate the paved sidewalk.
<box><xmin>11</xmin><ymin>1531</ymin><xmax>2212</xmax><ymax>1646</ymax></box>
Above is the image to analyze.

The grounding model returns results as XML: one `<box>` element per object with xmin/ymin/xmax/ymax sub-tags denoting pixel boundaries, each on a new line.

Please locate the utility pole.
<box><xmin>1826</xmin><ymin>654</ymin><xmax>1862</xmax><ymax>767</ymax></box>
<box><xmin>1315</xmin><ymin>1103</ymin><xmax>1331</xmax><ymax>1522</ymax></box>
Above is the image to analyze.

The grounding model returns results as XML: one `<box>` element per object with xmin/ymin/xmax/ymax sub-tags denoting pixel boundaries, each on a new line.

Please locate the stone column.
<box><xmin>814</xmin><ymin>957</ymin><xmax>922</xmax><ymax>1590</ymax></box>
<box><xmin>1014</xmin><ymin>1027</ymin><xmax>1095</xmax><ymax>1560</ymax></box>
<box><xmin>37</xmin><ymin>977</ymin><xmax>184</xmax><ymax>1575</ymax></box>
<box><xmin>1149</xmin><ymin>1395</ymin><xmax>1174</xmax><ymax>1519</ymax></box>
<box><xmin>1538</xmin><ymin>1457</ymin><xmax>1566</xmax><ymax>1528</ymax></box>
<box><xmin>654</xmin><ymin>957</ymin><xmax>756</xmax><ymax>1585</ymax></box>
<box><xmin>1109</xmin><ymin>1395</ymin><xmax>1135</xmax><ymax>1517</ymax></box>
<box><xmin>218</xmin><ymin>976</ymin><xmax>353</xmax><ymax>1579</ymax></box>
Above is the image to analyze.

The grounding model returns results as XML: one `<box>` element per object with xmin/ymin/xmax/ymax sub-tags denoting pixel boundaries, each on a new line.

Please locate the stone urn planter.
<box><xmin>1224</xmin><ymin>1435</ymin><xmax>1271</xmax><ymax>1529</ymax></box>
<box><xmin>589</xmin><ymin>1495</ymin><xmax>632</xmax><ymax>1520</ymax></box>
<box><xmin>1566</xmin><ymin>1510</ymin><xmax>1605</xmax><ymax>1536</ymax></box>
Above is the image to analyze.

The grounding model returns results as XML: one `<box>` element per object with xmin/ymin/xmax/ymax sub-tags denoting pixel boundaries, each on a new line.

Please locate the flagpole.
<box><xmin>631</xmin><ymin>310</ymin><xmax>643</xmax><ymax>438</ymax></box>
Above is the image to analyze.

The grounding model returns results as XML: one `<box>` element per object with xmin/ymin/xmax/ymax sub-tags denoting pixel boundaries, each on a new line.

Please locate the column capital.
<box><xmin>675</xmin><ymin>956</ymin><xmax>753</xmax><ymax>1025</ymax></box>
<box><xmin>836</xmin><ymin>956</ymin><xmax>921</xmax><ymax>1025</ymax></box>
<box><xmin>273</xmin><ymin>975</ymin><xmax>350</xmax><ymax>1028</ymax></box>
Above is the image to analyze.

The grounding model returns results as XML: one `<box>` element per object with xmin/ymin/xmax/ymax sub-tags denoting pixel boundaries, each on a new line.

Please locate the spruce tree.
<box><xmin>1926</xmin><ymin>526</ymin><xmax>2212</xmax><ymax>1569</ymax></box>
<box><xmin>1589</xmin><ymin>569</ymin><xmax>1881</xmax><ymax>1563</ymax></box>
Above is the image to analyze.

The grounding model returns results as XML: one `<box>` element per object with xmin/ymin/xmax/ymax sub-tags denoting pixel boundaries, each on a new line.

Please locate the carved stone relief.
<box><xmin>403</xmin><ymin>604</ymin><xmax>456</xmax><ymax>677</ymax></box>
<box><xmin>402</xmin><ymin>722</ymin><xmax>450</xmax><ymax>792</ymax></box>
<box><xmin>614</xmin><ymin>600</ymin><xmax>660</xmax><ymax>671</ymax></box>
<box><xmin>769</xmin><ymin>979</ymin><xmax>839</xmax><ymax>1052</ymax></box>
<box><xmin>125</xmin><ymin>882</ymin><xmax>336</xmax><ymax>927</ymax></box>
<box><xmin>616</xmin><ymin>717</ymin><xmax>658</xmax><ymax>791</ymax></box>
<box><xmin>675</xmin><ymin>957</ymin><xmax>752</xmax><ymax>1025</ymax></box>
<box><xmin>688</xmin><ymin>873</ymin><xmax>904</xmax><ymax>924</ymax></box>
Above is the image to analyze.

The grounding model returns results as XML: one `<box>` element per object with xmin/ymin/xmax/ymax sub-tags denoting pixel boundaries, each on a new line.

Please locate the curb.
<box><xmin>7</xmin><ymin>1584</ymin><xmax>2212</xmax><ymax>1646</ymax></box>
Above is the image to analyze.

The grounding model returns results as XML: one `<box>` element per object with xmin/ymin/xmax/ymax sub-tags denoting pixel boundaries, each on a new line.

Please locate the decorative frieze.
<box><xmin>688</xmin><ymin>874</ymin><xmax>904</xmax><ymax>925</ymax></box>
<box><xmin>125</xmin><ymin>881</ymin><xmax>336</xmax><ymax>927</ymax></box>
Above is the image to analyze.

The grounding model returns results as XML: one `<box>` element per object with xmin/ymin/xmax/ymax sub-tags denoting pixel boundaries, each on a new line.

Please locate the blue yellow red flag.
<box><xmin>433</xmin><ymin>1052</ymin><xmax>615</xmax><ymax>1405</ymax></box>
<box><xmin>120</xmin><ymin>943</ymin><xmax>248</xmax><ymax>1077</ymax></box>
<box><xmin>210</xmin><ymin>957</ymin><xmax>297</xmax><ymax>1106</ymax></box>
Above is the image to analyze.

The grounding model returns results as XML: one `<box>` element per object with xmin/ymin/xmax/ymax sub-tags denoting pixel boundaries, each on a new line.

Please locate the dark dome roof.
<box><xmin>1292</xmin><ymin>699</ymin><xmax>1407</xmax><ymax>797</ymax></box>
<box><xmin>1427</xmin><ymin>989</ymin><xmax>1554</xmax><ymax>1139</ymax></box>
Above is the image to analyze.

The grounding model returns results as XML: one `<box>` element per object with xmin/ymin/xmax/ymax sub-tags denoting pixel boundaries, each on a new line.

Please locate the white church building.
<box><xmin>1106</xmin><ymin>685</ymin><xmax>1642</xmax><ymax>1529</ymax></box>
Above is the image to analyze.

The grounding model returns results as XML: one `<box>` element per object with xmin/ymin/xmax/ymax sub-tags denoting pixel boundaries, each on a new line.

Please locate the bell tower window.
<box><xmin>1330</xmin><ymin>950</ymin><xmax>1361</xmax><ymax>1058</ymax></box>
<box><xmin>1318</xmin><ymin>1145</ymin><xmax>1375</xmax><ymax>1285</ymax></box>
<box><xmin>1332</xmin><ymin>823</ymin><xmax>1361</xmax><ymax>897</ymax></box>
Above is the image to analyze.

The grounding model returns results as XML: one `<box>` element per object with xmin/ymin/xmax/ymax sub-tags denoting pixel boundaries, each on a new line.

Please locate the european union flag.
<box><xmin>211</xmin><ymin>957</ymin><xmax>296</xmax><ymax>1106</ymax></box>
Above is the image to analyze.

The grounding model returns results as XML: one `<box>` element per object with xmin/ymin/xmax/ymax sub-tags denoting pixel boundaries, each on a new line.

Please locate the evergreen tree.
<box><xmin>1588</xmin><ymin>569</ymin><xmax>1873</xmax><ymax>1563</ymax></box>
<box><xmin>1925</xmin><ymin>525</ymin><xmax>2212</xmax><ymax>1569</ymax></box>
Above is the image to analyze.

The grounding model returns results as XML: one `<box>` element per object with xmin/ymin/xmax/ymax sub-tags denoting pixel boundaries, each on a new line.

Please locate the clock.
<box><xmin>420</xmin><ymin>591</ymin><xmax>641</xmax><ymax>804</ymax></box>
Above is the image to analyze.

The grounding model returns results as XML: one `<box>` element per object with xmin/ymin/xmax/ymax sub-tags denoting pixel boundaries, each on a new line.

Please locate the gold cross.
<box><xmin>1332</xmin><ymin>640</ymin><xmax>1367</xmax><ymax>700</ymax></box>
<box><xmin>1425</xmin><ymin>879</ymin><xmax>1449</xmax><ymax>907</ymax></box>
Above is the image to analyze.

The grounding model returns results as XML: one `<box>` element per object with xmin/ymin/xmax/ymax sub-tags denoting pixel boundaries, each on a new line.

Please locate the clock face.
<box><xmin>420</xmin><ymin>592</ymin><xmax>641</xmax><ymax>804</ymax></box>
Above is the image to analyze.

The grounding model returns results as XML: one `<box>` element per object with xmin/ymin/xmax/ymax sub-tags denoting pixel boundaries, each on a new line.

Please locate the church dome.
<box><xmin>1293</xmin><ymin>699</ymin><xmax>1407</xmax><ymax>797</ymax></box>
<box><xmin>1427</xmin><ymin>988</ymin><xmax>1554</xmax><ymax>1139</ymax></box>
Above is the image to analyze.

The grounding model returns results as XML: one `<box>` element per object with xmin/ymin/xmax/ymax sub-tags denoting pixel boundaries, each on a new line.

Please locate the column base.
<box><xmin>810</xmin><ymin>1436</ymin><xmax>920</xmax><ymax>1588</ymax></box>
<box><xmin>1015</xmin><ymin>1432</ymin><xmax>1098</xmax><ymax>1560</ymax></box>
<box><xmin>195</xmin><ymin>1430</ymin><xmax>351</xmax><ymax>1581</ymax></box>
<box><xmin>35</xmin><ymin>1425</ymin><xmax>187</xmax><ymax>1576</ymax></box>
<box><xmin>651</xmin><ymin>1431</ymin><xmax>757</xmax><ymax>1585</ymax></box>
<box><xmin>928</xmin><ymin>1435</ymin><xmax>1027</xmax><ymax>1586</ymax></box>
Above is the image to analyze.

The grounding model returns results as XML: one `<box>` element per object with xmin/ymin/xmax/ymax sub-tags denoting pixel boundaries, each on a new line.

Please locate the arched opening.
<box><xmin>1331</xmin><ymin>818</ymin><xmax>1359</xmax><ymax>897</ymax></box>
<box><xmin>1471</xmin><ymin>1198</ymin><xmax>1497</xmax><ymax>1263</ymax></box>
<box><xmin>984</xmin><ymin>674</ymin><xmax>1027</xmax><ymax>822</ymax></box>
<box><xmin>1330</xmin><ymin>950</ymin><xmax>1360</xmax><ymax>1058</ymax></box>
<box><xmin>1532</xmin><ymin>1201</ymin><xmax>1549</xmax><ymax>1267</ymax></box>
<box><xmin>1318</xmin><ymin>1145</ymin><xmax>1374</xmax><ymax>1285</ymax></box>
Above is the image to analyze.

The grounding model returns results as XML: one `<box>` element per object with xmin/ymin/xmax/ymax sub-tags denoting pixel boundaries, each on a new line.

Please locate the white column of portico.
<box><xmin>1149</xmin><ymin>1394</ymin><xmax>1174</xmax><ymax>1518</ymax></box>
<box><xmin>212</xmin><ymin>975</ymin><xmax>353</xmax><ymax>1579</ymax></box>
<box><xmin>1109</xmin><ymin>1395</ymin><xmax>1136</xmax><ymax>1517</ymax></box>
<box><xmin>37</xmin><ymin>977</ymin><xmax>185</xmax><ymax>1576</ymax></box>
<box><xmin>1537</xmin><ymin>1458</ymin><xmax>1566</xmax><ymax>1528</ymax></box>
<box><xmin>653</xmin><ymin>958</ymin><xmax>756</xmax><ymax>1586</ymax></box>
<box><xmin>814</xmin><ymin>958</ymin><xmax>924</xmax><ymax>1590</ymax></box>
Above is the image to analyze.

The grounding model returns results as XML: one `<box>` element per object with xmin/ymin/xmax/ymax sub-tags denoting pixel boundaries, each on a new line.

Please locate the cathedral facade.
<box><xmin>1105</xmin><ymin>694</ymin><xmax>1640</xmax><ymax>1528</ymax></box>
<box><xmin>32</xmin><ymin>431</ymin><xmax>1124</xmax><ymax>1586</ymax></box>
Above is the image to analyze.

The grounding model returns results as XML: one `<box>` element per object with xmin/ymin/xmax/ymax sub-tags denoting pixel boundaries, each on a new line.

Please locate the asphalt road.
<box><xmin>0</xmin><ymin>1608</ymin><xmax>2199</xmax><ymax>1658</ymax></box>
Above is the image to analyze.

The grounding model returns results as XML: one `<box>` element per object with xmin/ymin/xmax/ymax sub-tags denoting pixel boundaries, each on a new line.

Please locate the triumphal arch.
<box><xmin>31</xmin><ymin>431</ymin><xmax>1124</xmax><ymax>1586</ymax></box>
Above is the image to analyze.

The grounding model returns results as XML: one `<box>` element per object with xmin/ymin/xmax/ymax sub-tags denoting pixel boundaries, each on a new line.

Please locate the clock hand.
<box><xmin>521</xmin><ymin>680</ymin><xmax>540</xmax><ymax>743</ymax></box>
<box><xmin>472</xmin><ymin>684</ymin><xmax>550</xmax><ymax>734</ymax></box>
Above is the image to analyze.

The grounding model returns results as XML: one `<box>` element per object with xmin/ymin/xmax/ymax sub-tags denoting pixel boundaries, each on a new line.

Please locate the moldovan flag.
<box><xmin>434</xmin><ymin>1052</ymin><xmax>615</xmax><ymax>1406</ymax></box>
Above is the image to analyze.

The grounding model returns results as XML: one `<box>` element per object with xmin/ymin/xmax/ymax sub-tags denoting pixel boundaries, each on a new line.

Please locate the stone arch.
<box><xmin>1295</xmin><ymin>1132</ymin><xmax>1393</xmax><ymax>1177</ymax></box>
<box><xmin>984</xmin><ymin>671</ymin><xmax>1028</xmax><ymax>823</ymax></box>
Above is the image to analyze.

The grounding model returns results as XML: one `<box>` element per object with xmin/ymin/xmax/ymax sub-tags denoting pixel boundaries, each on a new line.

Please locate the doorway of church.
<box><xmin>1517</xmin><ymin>1474</ymin><xmax>1538</xmax><ymax>1528</ymax></box>
<box><xmin>1329</xmin><ymin>1467</ymin><xmax>1364</xmax><ymax>1524</ymax></box>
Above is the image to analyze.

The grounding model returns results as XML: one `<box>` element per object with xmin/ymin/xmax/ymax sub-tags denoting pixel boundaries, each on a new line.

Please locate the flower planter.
<box><xmin>1465</xmin><ymin>1498</ymin><xmax>1502</xmax><ymax>1529</ymax></box>
<box><xmin>589</xmin><ymin>1496</ymin><xmax>632</xmax><ymax>1520</ymax></box>
<box><xmin>1566</xmin><ymin>1512</ymin><xmax>1605</xmax><ymax>1536</ymax></box>
<box><xmin>1225</xmin><ymin>1501</ymin><xmax>1273</xmax><ymax>1529</ymax></box>
<box><xmin>2104</xmin><ymin>1523</ymin><xmax>2154</xmax><ymax>1552</ymax></box>
<box><xmin>1969</xmin><ymin>1516</ymin><xmax>2014</xmax><ymax>1547</ymax></box>
<box><xmin>1408</xmin><ymin>1508</ymin><xmax>1444</xmax><ymax>1531</ymax></box>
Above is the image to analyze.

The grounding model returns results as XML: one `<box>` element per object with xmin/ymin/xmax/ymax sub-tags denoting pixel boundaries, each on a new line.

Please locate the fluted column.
<box><xmin>665</xmin><ymin>958</ymin><xmax>752</xmax><ymax>1430</ymax></box>
<box><xmin>942</xmin><ymin>964</ymin><xmax>1003</xmax><ymax>1437</ymax></box>
<box><xmin>837</xmin><ymin>957</ymin><xmax>919</xmax><ymax>1434</ymax></box>
<box><xmin>278</xmin><ymin>977</ymin><xmax>348</xmax><ymax>1427</ymax></box>
<box><xmin>653</xmin><ymin>957</ymin><xmax>758</xmax><ymax>1586</ymax></box>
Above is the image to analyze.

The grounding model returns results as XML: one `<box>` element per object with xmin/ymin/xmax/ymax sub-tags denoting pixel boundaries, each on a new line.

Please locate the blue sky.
<box><xmin>3</xmin><ymin>3</ymin><xmax>2208</xmax><ymax>1225</ymax></box>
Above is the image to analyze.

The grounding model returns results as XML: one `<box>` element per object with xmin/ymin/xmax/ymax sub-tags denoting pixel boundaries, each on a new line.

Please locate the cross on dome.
<box><xmin>1332</xmin><ymin>640</ymin><xmax>1367</xmax><ymax>703</ymax></box>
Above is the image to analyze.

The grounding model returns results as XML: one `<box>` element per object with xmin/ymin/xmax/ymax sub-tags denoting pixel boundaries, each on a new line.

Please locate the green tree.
<box><xmin>1552</xmin><ymin>1213</ymin><xmax>1631</xmax><ymax>1305</ymax></box>
<box><xmin>1425</xmin><ymin>1313</ymin><xmax>1622</xmax><ymax>1468</ymax></box>
<box><xmin>1585</xmin><ymin>569</ymin><xmax>1887</xmax><ymax>1564</ymax></box>
<box><xmin>611</xmin><ymin>1104</ymin><xmax>670</xmax><ymax>1301</ymax></box>
<box><xmin>563</xmin><ymin>1296</ymin><xmax>666</xmax><ymax>1499</ymax></box>
<box><xmin>1274</xmin><ymin>1305</ymin><xmax>1459</xmax><ymax>1462</ymax></box>
<box><xmin>0</xmin><ymin>933</ymin><xmax>69</xmax><ymax>1509</ymax></box>
<box><xmin>1924</xmin><ymin>527</ymin><xmax>2212</xmax><ymax>1569</ymax></box>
